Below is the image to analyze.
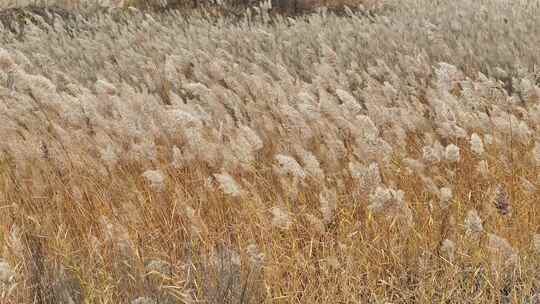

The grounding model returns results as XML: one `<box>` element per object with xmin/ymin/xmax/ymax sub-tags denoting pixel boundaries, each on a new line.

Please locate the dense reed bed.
<box><xmin>0</xmin><ymin>0</ymin><xmax>540</xmax><ymax>302</ymax></box>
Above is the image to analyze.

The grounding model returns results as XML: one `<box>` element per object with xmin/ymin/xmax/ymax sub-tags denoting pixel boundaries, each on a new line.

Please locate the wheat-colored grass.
<box><xmin>0</xmin><ymin>0</ymin><xmax>540</xmax><ymax>303</ymax></box>
<box><xmin>0</xmin><ymin>0</ymin><xmax>375</xmax><ymax>11</ymax></box>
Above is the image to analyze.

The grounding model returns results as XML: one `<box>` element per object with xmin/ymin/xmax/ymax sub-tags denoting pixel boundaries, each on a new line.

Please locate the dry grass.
<box><xmin>0</xmin><ymin>0</ymin><xmax>540</xmax><ymax>303</ymax></box>
<box><xmin>0</xmin><ymin>0</ymin><xmax>376</xmax><ymax>12</ymax></box>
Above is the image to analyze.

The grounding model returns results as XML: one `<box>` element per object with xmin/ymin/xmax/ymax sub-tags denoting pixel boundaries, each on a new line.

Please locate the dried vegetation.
<box><xmin>0</xmin><ymin>0</ymin><xmax>540</xmax><ymax>303</ymax></box>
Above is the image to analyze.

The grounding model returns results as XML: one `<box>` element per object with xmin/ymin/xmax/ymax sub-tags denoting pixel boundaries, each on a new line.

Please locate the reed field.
<box><xmin>0</xmin><ymin>0</ymin><xmax>540</xmax><ymax>303</ymax></box>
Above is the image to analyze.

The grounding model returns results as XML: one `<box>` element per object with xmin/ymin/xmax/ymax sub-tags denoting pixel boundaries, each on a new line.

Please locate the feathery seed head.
<box><xmin>445</xmin><ymin>144</ymin><xmax>460</xmax><ymax>163</ymax></box>
<box><xmin>142</xmin><ymin>169</ymin><xmax>166</xmax><ymax>191</ymax></box>
<box><xmin>349</xmin><ymin>162</ymin><xmax>382</xmax><ymax>192</ymax></box>
<box><xmin>214</xmin><ymin>172</ymin><xmax>243</xmax><ymax>197</ymax></box>
<box><xmin>271</xmin><ymin>207</ymin><xmax>291</xmax><ymax>230</ymax></box>
<box><xmin>274</xmin><ymin>154</ymin><xmax>306</xmax><ymax>179</ymax></box>
<box><xmin>319</xmin><ymin>187</ymin><xmax>338</xmax><ymax>224</ymax></box>
<box><xmin>476</xmin><ymin>160</ymin><xmax>490</xmax><ymax>178</ymax></box>
<box><xmin>487</xmin><ymin>233</ymin><xmax>518</xmax><ymax>268</ymax></box>
<box><xmin>0</xmin><ymin>260</ymin><xmax>15</xmax><ymax>284</ymax></box>
<box><xmin>470</xmin><ymin>133</ymin><xmax>485</xmax><ymax>156</ymax></box>
<box><xmin>464</xmin><ymin>209</ymin><xmax>483</xmax><ymax>237</ymax></box>
<box><xmin>439</xmin><ymin>187</ymin><xmax>453</xmax><ymax>209</ymax></box>
<box><xmin>131</xmin><ymin>297</ymin><xmax>157</xmax><ymax>304</ymax></box>
<box><xmin>422</xmin><ymin>145</ymin><xmax>442</xmax><ymax>164</ymax></box>
<box><xmin>440</xmin><ymin>239</ymin><xmax>456</xmax><ymax>262</ymax></box>
<box><xmin>246</xmin><ymin>244</ymin><xmax>265</xmax><ymax>266</ymax></box>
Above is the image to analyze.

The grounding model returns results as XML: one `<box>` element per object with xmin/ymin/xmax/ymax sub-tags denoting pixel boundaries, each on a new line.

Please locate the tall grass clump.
<box><xmin>0</xmin><ymin>0</ymin><xmax>540</xmax><ymax>302</ymax></box>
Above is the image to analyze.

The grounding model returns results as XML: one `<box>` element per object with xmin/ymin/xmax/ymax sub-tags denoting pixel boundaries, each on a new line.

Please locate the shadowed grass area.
<box><xmin>1</xmin><ymin>0</ymin><xmax>377</xmax><ymax>14</ymax></box>
<box><xmin>0</xmin><ymin>0</ymin><xmax>384</xmax><ymax>38</ymax></box>
<box><xmin>0</xmin><ymin>5</ymin><xmax>78</xmax><ymax>37</ymax></box>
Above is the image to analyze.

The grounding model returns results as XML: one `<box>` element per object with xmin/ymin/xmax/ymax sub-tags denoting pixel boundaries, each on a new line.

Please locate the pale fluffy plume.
<box><xmin>464</xmin><ymin>209</ymin><xmax>483</xmax><ymax>238</ymax></box>
<box><xmin>445</xmin><ymin>144</ymin><xmax>460</xmax><ymax>163</ymax></box>
<box><xmin>319</xmin><ymin>187</ymin><xmax>338</xmax><ymax>224</ymax></box>
<box><xmin>274</xmin><ymin>154</ymin><xmax>306</xmax><ymax>179</ymax></box>
<box><xmin>439</xmin><ymin>187</ymin><xmax>453</xmax><ymax>209</ymax></box>
<box><xmin>296</xmin><ymin>147</ymin><xmax>325</xmax><ymax>180</ymax></box>
<box><xmin>100</xmin><ymin>144</ymin><xmax>119</xmax><ymax>167</ymax></box>
<box><xmin>271</xmin><ymin>207</ymin><xmax>292</xmax><ymax>230</ymax></box>
<box><xmin>470</xmin><ymin>133</ymin><xmax>484</xmax><ymax>156</ymax></box>
<box><xmin>99</xmin><ymin>216</ymin><xmax>133</xmax><ymax>256</ymax></box>
<box><xmin>487</xmin><ymin>233</ymin><xmax>519</xmax><ymax>268</ymax></box>
<box><xmin>142</xmin><ymin>169</ymin><xmax>166</xmax><ymax>191</ymax></box>
<box><xmin>0</xmin><ymin>260</ymin><xmax>15</xmax><ymax>285</ymax></box>
<box><xmin>476</xmin><ymin>160</ymin><xmax>490</xmax><ymax>178</ymax></box>
<box><xmin>246</xmin><ymin>244</ymin><xmax>265</xmax><ymax>266</ymax></box>
<box><xmin>214</xmin><ymin>172</ymin><xmax>243</xmax><ymax>197</ymax></box>
<box><xmin>422</xmin><ymin>143</ymin><xmax>443</xmax><ymax>164</ymax></box>
<box><xmin>349</xmin><ymin>162</ymin><xmax>382</xmax><ymax>192</ymax></box>
<box><xmin>440</xmin><ymin>239</ymin><xmax>456</xmax><ymax>262</ymax></box>
<box><xmin>368</xmin><ymin>186</ymin><xmax>412</xmax><ymax>223</ymax></box>
<box><xmin>305</xmin><ymin>213</ymin><xmax>326</xmax><ymax>234</ymax></box>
